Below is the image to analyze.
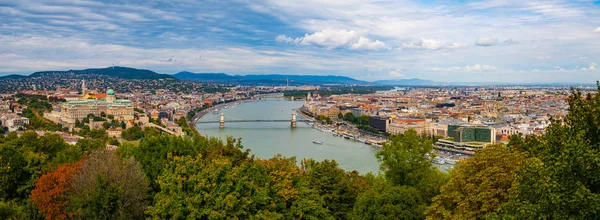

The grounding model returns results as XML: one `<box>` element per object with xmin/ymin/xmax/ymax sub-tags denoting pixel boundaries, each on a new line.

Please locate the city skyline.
<box><xmin>1</xmin><ymin>0</ymin><xmax>599</xmax><ymax>83</ymax></box>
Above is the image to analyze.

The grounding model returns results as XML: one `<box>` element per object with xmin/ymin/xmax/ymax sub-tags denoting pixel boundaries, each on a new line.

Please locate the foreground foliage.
<box><xmin>1</xmin><ymin>83</ymin><xmax>599</xmax><ymax>219</ymax></box>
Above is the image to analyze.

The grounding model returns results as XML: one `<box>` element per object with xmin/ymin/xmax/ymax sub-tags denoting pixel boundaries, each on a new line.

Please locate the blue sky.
<box><xmin>0</xmin><ymin>0</ymin><xmax>599</xmax><ymax>83</ymax></box>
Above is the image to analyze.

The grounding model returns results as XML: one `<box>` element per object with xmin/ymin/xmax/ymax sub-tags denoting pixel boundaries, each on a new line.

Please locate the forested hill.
<box><xmin>173</xmin><ymin>71</ymin><xmax>366</xmax><ymax>85</ymax></box>
<box><xmin>28</xmin><ymin>66</ymin><xmax>175</xmax><ymax>80</ymax></box>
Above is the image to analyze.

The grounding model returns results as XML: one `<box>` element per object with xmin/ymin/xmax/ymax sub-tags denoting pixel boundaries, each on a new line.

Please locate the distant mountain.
<box><xmin>173</xmin><ymin>72</ymin><xmax>366</xmax><ymax>85</ymax></box>
<box><xmin>173</xmin><ymin>72</ymin><xmax>235</xmax><ymax>81</ymax></box>
<box><xmin>29</xmin><ymin>66</ymin><xmax>174</xmax><ymax>80</ymax></box>
<box><xmin>0</xmin><ymin>74</ymin><xmax>28</xmax><ymax>79</ymax></box>
<box><xmin>373</xmin><ymin>78</ymin><xmax>437</xmax><ymax>85</ymax></box>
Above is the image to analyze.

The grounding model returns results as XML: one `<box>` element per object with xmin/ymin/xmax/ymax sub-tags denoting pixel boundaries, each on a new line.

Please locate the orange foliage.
<box><xmin>31</xmin><ymin>161</ymin><xmax>83</xmax><ymax>220</ymax></box>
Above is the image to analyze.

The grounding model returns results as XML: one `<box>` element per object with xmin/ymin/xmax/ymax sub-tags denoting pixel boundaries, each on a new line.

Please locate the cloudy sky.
<box><xmin>0</xmin><ymin>0</ymin><xmax>599</xmax><ymax>83</ymax></box>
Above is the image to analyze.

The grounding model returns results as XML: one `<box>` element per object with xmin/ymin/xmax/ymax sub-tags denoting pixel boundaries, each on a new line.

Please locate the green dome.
<box><xmin>107</xmin><ymin>89</ymin><xmax>115</xmax><ymax>95</ymax></box>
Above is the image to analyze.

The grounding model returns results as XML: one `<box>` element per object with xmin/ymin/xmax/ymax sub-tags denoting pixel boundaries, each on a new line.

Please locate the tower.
<box><xmin>81</xmin><ymin>79</ymin><xmax>87</xmax><ymax>94</ymax></box>
<box><xmin>291</xmin><ymin>113</ymin><xmax>297</xmax><ymax>128</ymax></box>
<box><xmin>106</xmin><ymin>88</ymin><xmax>116</xmax><ymax>104</ymax></box>
<box><xmin>219</xmin><ymin>113</ymin><xmax>225</xmax><ymax>129</ymax></box>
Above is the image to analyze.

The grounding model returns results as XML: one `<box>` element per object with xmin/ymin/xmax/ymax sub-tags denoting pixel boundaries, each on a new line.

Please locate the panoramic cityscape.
<box><xmin>1</xmin><ymin>0</ymin><xmax>599</xmax><ymax>219</ymax></box>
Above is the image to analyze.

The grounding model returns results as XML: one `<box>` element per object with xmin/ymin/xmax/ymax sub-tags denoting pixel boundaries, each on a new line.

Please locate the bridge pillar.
<box><xmin>219</xmin><ymin>113</ymin><xmax>225</xmax><ymax>129</ymax></box>
<box><xmin>291</xmin><ymin>113</ymin><xmax>297</xmax><ymax>128</ymax></box>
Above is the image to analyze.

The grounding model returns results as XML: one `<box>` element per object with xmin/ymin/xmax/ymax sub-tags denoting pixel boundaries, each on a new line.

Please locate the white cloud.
<box><xmin>276</xmin><ymin>29</ymin><xmax>387</xmax><ymax>50</ymax></box>
<box><xmin>275</xmin><ymin>35</ymin><xmax>300</xmax><ymax>44</ymax></box>
<box><xmin>299</xmin><ymin>29</ymin><xmax>360</xmax><ymax>49</ymax></box>
<box><xmin>465</xmin><ymin>64</ymin><xmax>497</xmax><ymax>71</ymax></box>
<box><xmin>351</xmin><ymin>37</ymin><xmax>388</xmax><ymax>50</ymax></box>
<box><xmin>581</xmin><ymin>63</ymin><xmax>597</xmax><ymax>71</ymax></box>
<box><xmin>579</xmin><ymin>56</ymin><xmax>587</xmax><ymax>60</ymax></box>
<box><xmin>594</xmin><ymin>27</ymin><xmax>600</xmax><ymax>33</ymax></box>
<box><xmin>402</xmin><ymin>38</ymin><xmax>467</xmax><ymax>50</ymax></box>
<box><xmin>427</xmin><ymin>64</ymin><xmax>497</xmax><ymax>72</ymax></box>
<box><xmin>537</xmin><ymin>56</ymin><xmax>552</xmax><ymax>60</ymax></box>
<box><xmin>475</xmin><ymin>37</ymin><xmax>498</xmax><ymax>46</ymax></box>
<box><xmin>388</xmin><ymin>70</ymin><xmax>405</xmax><ymax>78</ymax></box>
<box><xmin>532</xmin><ymin>68</ymin><xmax>540</xmax><ymax>72</ymax></box>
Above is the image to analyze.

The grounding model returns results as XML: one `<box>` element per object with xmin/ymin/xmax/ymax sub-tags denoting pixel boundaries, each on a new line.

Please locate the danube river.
<box><xmin>195</xmin><ymin>98</ymin><xmax>382</xmax><ymax>174</ymax></box>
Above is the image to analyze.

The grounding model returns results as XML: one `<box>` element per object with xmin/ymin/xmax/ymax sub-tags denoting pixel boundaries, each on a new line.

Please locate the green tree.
<box><xmin>343</xmin><ymin>112</ymin><xmax>355</xmax><ymax>122</ymax></box>
<box><xmin>68</xmin><ymin>150</ymin><xmax>149</xmax><ymax>219</ymax></box>
<box><xmin>121</xmin><ymin>126</ymin><xmax>144</xmax><ymax>141</ymax></box>
<box><xmin>0</xmin><ymin>146</ymin><xmax>28</xmax><ymax>200</ymax></box>
<box><xmin>338</xmin><ymin>112</ymin><xmax>344</xmax><ymax>119</ymax></box>
<box><xmin>148</xmin><ymin>154</ymin><xmax>331</xmax><ymax>219</ymax></box>
<box><xmin>352</xmin><ymin>176</ymin><xmax>426</xmax><ymax>220</ymax></box>
<box><xmin>301</xmin><ymin>159</ymin><xmax>369</xmax><ymax>219</ymax></box>
<box><xmin>376</xmin><ymin>129</ymin><xmax>435</xmax><ymax>187</ymax></box>
<box><xmin>102</xmin><ymin>121</ymin><xmax>111</xmax><ymax>129</ymax></box>
<box><xmin>498</xmin><ymin>84</ymin><xmax>600</xmax><ymax>219</ymax></box>
<box><xmin>425</xmin><ymin>144</ymin><xmax>525</xmax><ymax>219</ymax></box>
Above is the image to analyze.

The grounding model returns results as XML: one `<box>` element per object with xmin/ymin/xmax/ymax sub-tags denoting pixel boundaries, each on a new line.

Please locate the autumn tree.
<box><xmin>31</xmin><ymin>161</ymin><xmax>82</xmax><ymax>220</ymax></box>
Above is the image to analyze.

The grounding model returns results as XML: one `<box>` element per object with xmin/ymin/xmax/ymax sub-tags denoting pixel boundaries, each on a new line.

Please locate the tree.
<box><xmin>338</xmin><ymin>112</ymin><xmax>344</xmax><ymax>119</ymax></box>
<box><xmin>376</xmin><ymin>129</ymin><xmax>435</xmax><ymax>187</ymax></box>
<box><xmin>100</xmin><ymin>112</ymin><xmax>106</xmax><ymax>117</ymax></box>
<box><xmin>343</xmin><ymin>112</ymin><xmax>355</xmax><ymax>122</ymax></box>
<box><xmin>0</xmin><ymin>146</ymin><xmax>28</xmax><ymax>200</ymax></box>
<box><xmin>107</xmin><ymin>114</ymin><xmax>114</xmax><ymax>120</ymax></box>
<box><xmin>301</xmin><ymin>159</ymin><xmax>369</xmax><ymax>219</ymax></box>
<box><xmin>120</xmin><ymin>121</ymin><xmax>126</xmax><ymax>129</ymax></box>
<box><xmin>425</xmin><ymin>144</ymin><xmax>525</xmax><ymax>219</ymax></box>
<box><xmin>121</xmin><ymin>126</ymin><xmax>144</xmax><ymax>141</ymax></box>
<box><xmin>148</xmin><ymin>154</ymin><xmax>331</xmax><ymax>219</ymax></box>
<box><xmin>102</xmin><ymin>121</ymin><xmax>110</xmax><ymax>129</ymax></box>
<box><xmin>68</xmin><ymin>150</ymin><xmax>149</xmax><ymax>219</ymax></box>
<box><xmin>326</xmin><ymin>116</ymin><xmax>333</xmax><ymax>124</ymax></box>
<box><xmin>498</xmin><ymin>84</ymin><xmax>600</xmax><ymax>218</ymax></box>
<box><xmin>353</xmin><ymin>182</ymin><xmax>426</xmax><ymax>220</ymax></box>
<box><xmin>31</xmin><ymin>161</ymin><xmax>83</xmax><ymax>220</ymax></box>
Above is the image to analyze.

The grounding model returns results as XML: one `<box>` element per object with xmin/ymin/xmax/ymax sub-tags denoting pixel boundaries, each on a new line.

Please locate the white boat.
<box><xmin>312</xmin><ymin>140</ymin><xmax>324</xmax><ymax>145</ymax></box>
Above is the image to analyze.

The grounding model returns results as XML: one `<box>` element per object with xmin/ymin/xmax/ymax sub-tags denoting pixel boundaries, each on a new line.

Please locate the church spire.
<box><xmin>82</xmin><ymin>79</ymin><xmax>87</xmax><ymax>94</ymax></box>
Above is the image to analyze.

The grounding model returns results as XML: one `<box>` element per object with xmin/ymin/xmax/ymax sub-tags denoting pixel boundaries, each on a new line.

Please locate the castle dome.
<box><xmin>107</xmin><ymin>89</ymin><xmax>115</xmax><ymax>95</ymax></box>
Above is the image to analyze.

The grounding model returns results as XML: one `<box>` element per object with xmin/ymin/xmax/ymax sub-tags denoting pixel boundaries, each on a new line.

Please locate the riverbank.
<box><xmin>188</xmin><ymin>99</ymin><xmax>254</xmax><ymax>136</ymax></box>
<box><xmin>295</xmin><ymin>107</ymin><xmax>387</xmax><ymax>147</ymax></box>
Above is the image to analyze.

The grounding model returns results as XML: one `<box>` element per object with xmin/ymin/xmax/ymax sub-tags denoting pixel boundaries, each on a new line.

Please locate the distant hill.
<box><xmin>29</xmin><ymin>66</ymin><xmax>174</xmax><ymax>80</ymax></box>
<box><xmin>0</xmin><ymin>74</ymin><xmax>28</xmax><ymax>80</ymax></box>
<box><xmin>173</xmin><ymin>72</ymin><xmax>366</xmax><ymax>85</ymax></box>
<box><xmin>173</xmin><ymin>72</ymin><xmax>235</xmax><ymax>81</ymax></box>
<box><xmin>373</xmin><ymin>78</ymin><xmax>437</xmax><ymax>85</ymax></box>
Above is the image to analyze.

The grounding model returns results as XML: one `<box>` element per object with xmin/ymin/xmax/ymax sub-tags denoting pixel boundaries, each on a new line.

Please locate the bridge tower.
<box><xmin>219</xmin><ymin>113</ymin><xmax>225</xmax><ymax>129</ymax></box>
<box><xmin>291</xmin><ymin>113</ymin><xmax>297</xmax><ymax>128</ymax></box>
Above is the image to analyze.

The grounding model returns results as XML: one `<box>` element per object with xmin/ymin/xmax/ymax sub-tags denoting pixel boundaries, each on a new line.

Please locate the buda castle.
<box><xmin>59</xmin><ymin>80</ymin><xmax>134</xmax><ymax>124</ymax></box>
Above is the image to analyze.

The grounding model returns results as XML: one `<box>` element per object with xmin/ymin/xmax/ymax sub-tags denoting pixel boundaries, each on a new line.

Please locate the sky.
<box><xmin>0</xmin><ymin>0</ymin><xmax>599</xmax><ymax>83</ymax></box>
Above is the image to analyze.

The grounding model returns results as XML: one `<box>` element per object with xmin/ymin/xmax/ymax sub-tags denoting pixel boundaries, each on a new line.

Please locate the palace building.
<box><xmin>60</xmin><ymin>88</ymin><xmax>134</xmax><ymax>124</ymax></box>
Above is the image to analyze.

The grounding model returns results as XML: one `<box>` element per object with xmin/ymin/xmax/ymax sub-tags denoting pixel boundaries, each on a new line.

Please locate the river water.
<box><xmin>196</xmin><ymin>95</ymin><xmax>453</xmax><ymax>175</ymax></box>
<box><xmin>195</xmin><ymin>98</ymin><xmax>382</xmax><ymax>174</ymax></box>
